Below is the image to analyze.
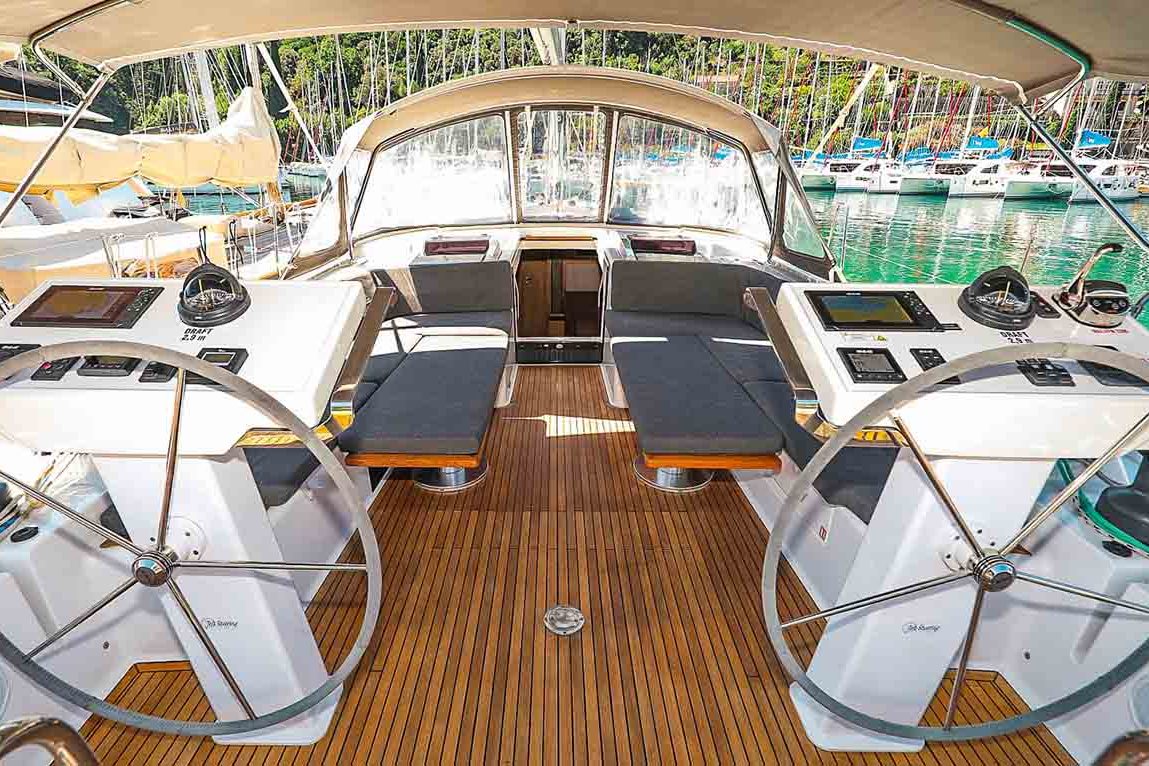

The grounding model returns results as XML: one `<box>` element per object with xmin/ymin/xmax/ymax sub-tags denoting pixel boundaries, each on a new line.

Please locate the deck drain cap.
<box><xmin>544</xmin><ymin>605</ymin><xmax>585</xmax><ymax>636</ymax></box>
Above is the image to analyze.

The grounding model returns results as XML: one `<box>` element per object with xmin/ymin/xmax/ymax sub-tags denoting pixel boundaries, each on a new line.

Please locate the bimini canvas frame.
<box><xmin>1</xmin><ymin>4</ymin><xmax>1146</xmax><ymax>260</ymax></box>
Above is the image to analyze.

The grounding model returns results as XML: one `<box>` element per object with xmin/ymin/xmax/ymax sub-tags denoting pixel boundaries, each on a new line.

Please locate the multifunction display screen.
<box><xmin>807</xmin><ymin>290</ymin><xmax>941</xmax><ymax>332</ymax></box>
<box><xmin>13</xmin><ymin>286</ymin><xmax>160</xmax><ymax>329</ymax></box>
<box><xmin>818</xmin><ymin>294</ymin><xmax>913</xmax><ymax>325</ymax></box>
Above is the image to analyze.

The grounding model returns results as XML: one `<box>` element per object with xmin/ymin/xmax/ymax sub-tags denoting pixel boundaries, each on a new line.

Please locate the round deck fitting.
<box><xmin>633</xmin><ymin>456</ymin><xmax>713</xmax><ymax>493</ymax></box>
<box><xmin>413</xmin><ymin>460</ymin><xmax>488</xmax><ymax>493</ymax></box>
<box><xmin>544</xmin><ymin>605</ymin><xmax>585</xmax><ymax>636</ymax></box>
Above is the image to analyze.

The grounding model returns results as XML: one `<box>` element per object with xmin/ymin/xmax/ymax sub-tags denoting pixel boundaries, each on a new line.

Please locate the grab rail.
<box><xmin>0</xmin><ymin>717</ymin><xmax>99</xmax><ymax>765</ymax></box>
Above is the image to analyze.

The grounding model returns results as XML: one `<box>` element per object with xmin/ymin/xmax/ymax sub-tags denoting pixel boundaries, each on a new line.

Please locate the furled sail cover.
<box><xmin>0</xmin><ymin>87</ymin><xmax>280</xmax><ymax>190</ymax></box>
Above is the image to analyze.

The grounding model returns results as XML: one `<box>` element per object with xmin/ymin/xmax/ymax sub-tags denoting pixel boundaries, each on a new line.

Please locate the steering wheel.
<box><xmin>0</xmin><ymin>341</ymin><xmax>382</xmax><ymax>737</ymax></box>
<box><xmin>762</xmin><ymin>342</ymin><xmax>1149</xmax><ymax>742</ymax></box>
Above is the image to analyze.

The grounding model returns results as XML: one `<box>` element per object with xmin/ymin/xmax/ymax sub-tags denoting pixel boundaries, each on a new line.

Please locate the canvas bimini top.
<box><xmin>0</xmin><ymin>0</ymin><xmax>1146</xmax><ymax>104</ymax></box>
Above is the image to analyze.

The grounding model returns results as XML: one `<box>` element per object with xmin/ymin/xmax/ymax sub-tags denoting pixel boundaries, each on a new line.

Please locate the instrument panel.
<box><xmin>775</xmin><ymin>282</ymin><xmax>1149</xmax><ymax>459</ymax></box>
<box><xmin>0</xmin><ymin>278</ymin><xmax>365</xmax><ymax>456</ymax></box>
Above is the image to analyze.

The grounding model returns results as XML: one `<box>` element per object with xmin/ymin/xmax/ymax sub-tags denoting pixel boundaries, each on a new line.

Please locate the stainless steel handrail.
<box><xmin>0</xmin><ymin>717</ymin><xmax>100</xmax><ymax>766</ymax></box>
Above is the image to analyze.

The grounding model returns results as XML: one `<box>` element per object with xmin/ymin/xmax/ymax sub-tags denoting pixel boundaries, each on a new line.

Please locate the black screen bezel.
<box><xmin>13</xmin><ymin>285</ymin><xmax>158</xmax><ymax>329</ymax></box>
<box><xmin>808</xmin><ymin>290</ymin><xmax>933</xmax><ymax>331</ymax></box>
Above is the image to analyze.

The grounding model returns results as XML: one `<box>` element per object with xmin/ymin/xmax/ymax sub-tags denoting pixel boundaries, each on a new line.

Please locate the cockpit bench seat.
<box><xmin>337</xmin><ymin>261</ymin><xmax>516</xmax><ymax>490</ymax></box>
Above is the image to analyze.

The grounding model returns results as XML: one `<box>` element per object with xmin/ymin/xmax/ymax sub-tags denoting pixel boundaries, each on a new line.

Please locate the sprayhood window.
<box><xmin>353</xmin><ymin>115</ymin><xmax>512</xmax><ymax>234</ymax></box>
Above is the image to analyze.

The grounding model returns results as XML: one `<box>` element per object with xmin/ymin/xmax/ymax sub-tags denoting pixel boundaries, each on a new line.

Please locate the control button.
<box><xmin>31</xmin><ymin>357</ymin><xmax>78</xmax><ymax>381</ymax></box>
<box><xmin>1080</xmin><ymin>346</ymin><xmax>1148</xmax><ymax>387</ymax></box>
<box><xmin>1016</xmin><ymin>358</ymin><xmax>1075</xmax><ymax>387</ymax></box>
<box><xmin>139</xmin><ymin>361</ymin><xmax>178</xmax><ymax>383</ymax></box>
<box><xmin>909</xmin><ymin>348</ymin><xmax>960</xmax><ymax>385</ymax></box>
<box><xmin>1032</xmin><ymin>294</ymin><xmax>1062</xmax><ymax>319</ymax></box>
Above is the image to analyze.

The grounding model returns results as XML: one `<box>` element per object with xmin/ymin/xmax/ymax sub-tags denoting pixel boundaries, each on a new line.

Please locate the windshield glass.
<box><xmin>518</xmin><ymin>109</ymin><xmax>606</xmax><ymax>220</ymax></box>
<box><xmin>608</xmin><ymin>115</ymin><xmax>769</xmax><ymax>239</ymax></box>
<box><xmin>353</xmin><ymin>115</ymin><xmax>512</xmax><ymax>234</ymax></box>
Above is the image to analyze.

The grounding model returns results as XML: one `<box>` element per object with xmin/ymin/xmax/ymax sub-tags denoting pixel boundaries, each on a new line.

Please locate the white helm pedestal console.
<box><xmin>753</xmin><ymin>276</ymin><xmax>1149</xmax><ymax>760</ymax></box>
<box><xmin>0</xmin><ymin>277</ymin><xmax>369</xmax><ymax>745</ymax></box>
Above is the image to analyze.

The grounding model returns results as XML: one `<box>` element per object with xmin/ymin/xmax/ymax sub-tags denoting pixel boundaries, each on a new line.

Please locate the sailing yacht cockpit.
<box><xmin>1</xmin><ymin>2</ymin><xmax>1149</xmax><ymax>765</ymax></box>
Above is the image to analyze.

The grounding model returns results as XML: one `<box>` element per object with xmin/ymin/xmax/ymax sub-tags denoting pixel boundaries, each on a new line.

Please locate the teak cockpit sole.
<box><xmin>79</xmin><ymin>367</ymin><xmax>1075</xmax><ymax>765</ymax></box>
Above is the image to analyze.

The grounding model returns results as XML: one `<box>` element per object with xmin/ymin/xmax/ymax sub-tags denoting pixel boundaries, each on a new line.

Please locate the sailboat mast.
<box><xmin>961</xmin><ymin>85</ymin><xmax>981</xmax><ymax>155</ymax></box>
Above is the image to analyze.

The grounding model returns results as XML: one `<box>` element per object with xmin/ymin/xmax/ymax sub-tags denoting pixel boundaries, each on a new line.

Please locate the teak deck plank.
<box><xmin>79</xmin><ymin>366</ymin><xmax>1076</xmax><ymax>765</ymax></box>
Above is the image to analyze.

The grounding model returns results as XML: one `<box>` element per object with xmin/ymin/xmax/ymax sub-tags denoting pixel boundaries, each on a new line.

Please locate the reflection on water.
<box><xmin>807</xmin><ymin>192</ymin><xmax>1149</xmax><ymax>295</ymax></box>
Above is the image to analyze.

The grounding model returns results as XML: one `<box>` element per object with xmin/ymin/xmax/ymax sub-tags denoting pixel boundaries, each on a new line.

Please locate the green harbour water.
<box><xmin>806</xmin><ymin>192</ymin><xmax>1149</xmax><ymax>297</ymax></box>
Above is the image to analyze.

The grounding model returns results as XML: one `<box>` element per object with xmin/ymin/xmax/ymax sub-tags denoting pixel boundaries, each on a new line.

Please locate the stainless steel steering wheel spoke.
<box><xmin>944</xmin><ymin>585</ymin><xmax>986</xmax><ymax>729</ymax></box>
<box><xmin>28</xmin><ymin>577</ymin><xmax>137</xmax><ymax>659</ymax></box>
<box><xmin>167</xmin><ymin>580</ymin><xmax>256</xmax><ymax>719</ymax></box>
<box><xmin>1002</xmin><ymin>409</ymin><xmax>1149</xmax><ymax>555</ymax></box>
<box><xmin>1015</xmin><ymin>571</ymin><xmax>1149</xmax><ymax>617</ymax></box>
<box><xmin>178</xmin><ymin>559</ymin><xmax>367</xmax><ymax>573</ymax></box>
<box><xmin>781</xmin><ymin>572</ymin><xmax>970</xmax><ymax>630</ymax></box>
<box><xmin>890</xmin><ymin>411</ymin><xmax>986</xmax><ymax>560</ymax></box>
<box><xmin>155</xmin><ymin>368</ymin><xmax>187</xmax><ymax>551</ymax></box>
<box><xmin>0</xmin><ymin>469</ymin><xmax>142</xmax><ymax>555</ymax></box>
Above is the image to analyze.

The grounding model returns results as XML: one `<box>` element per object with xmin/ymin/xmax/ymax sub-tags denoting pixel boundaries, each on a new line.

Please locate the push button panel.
<box><xmin>1016</xmin><ymin>358</ymin><xmax>1075</xmax><ymax>387</ymax></box>
<box><xmin>30</xmin><ymin>357</ymin><xmax>79</xmax><ymax>381</ymax></box>
<box><xmin>909</xmin><ymin>347</ymin><xmax>960</xmax><ymax>385</ymax></box>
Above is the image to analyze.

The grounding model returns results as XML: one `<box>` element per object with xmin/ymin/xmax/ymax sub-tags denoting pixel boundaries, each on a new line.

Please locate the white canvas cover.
<box><xmin>1</xmin><ymin>0</ymin><xmax>1146</xmax><ymax>103</ymax></box>
<box><xmin>0</xmin><ymin>87</ymin><xmax>281</xmax><ymax>190</ymax></box>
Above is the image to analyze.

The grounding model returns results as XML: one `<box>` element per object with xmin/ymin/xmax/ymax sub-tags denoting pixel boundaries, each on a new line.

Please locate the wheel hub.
<box><xmin>132</xmin><ymin>549</ymin><xmax>177</xmax><ymax>587</ymax></box>
<box><xmin>968</xmin><ymin>551</ymin><xmax>1016</xmax><ymax>592</ymax></box>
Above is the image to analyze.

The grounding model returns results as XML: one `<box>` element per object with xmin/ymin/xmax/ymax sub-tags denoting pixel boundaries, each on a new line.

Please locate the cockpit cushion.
<box><xmin>245</xmin><ymin>447</ymin><xmax>320</xmax><ymax>508</ymax></box>
<box><xmin>609</xmin><ymin>260</ymin><xmax>781</xmax><ymax>319</ymax></box>
<box><xmin>339</xmin><ymin>334</ymin><xmax>508</xmax><ymax>455</ymax></box>
<box><xmin>742</xmin><ymin>381</ymin><xmax>897</xmax><ymax>524</ymax></box>
<box><xmin>372</xmin><ymin>261</ymin><xmax>514</xmax><ymax>317</ymax></box>
<box><xmin>612</xmin><ymin>336</ymin><xmax>785</xmax><ymax>455</ymax></box>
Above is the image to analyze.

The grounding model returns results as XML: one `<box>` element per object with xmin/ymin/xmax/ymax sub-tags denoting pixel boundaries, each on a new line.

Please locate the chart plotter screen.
<box><xmin>818</xmin><ymin>294</ymin><xmax>913</xmax><ymax>325</ymax></box>
<box><xmin>12</xmin><ymin>285</ymin><xmax>158</xmax><ymax>329</ymax></box>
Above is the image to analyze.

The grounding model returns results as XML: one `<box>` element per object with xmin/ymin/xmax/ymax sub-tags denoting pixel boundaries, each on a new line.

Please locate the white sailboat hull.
<box><xmin>899</xmin><ymin>175</ymin><xmax>951</xmax><ymax>195</ymax></box>
<box><xmin>1003</xmin><ymin>178</ymin><xmax>1064</xmax><ymax>200</ymax></box>
<box><xmin>800</xmin><ymin>172</ymin><xmax>836</xmax><ymax>190</ymax></box>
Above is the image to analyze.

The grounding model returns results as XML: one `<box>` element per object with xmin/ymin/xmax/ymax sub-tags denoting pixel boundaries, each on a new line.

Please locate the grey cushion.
<box><xmin>372</xmin><ymin>261</ymin><xmax>514</xmax><ymax>316</ymax></box>
<box><xmin>744</xmin><ymin>381</ymin><xmax>897</xmax><ymax>524</ymax></box>
<box><xmin>245</xmin><ymin>448</ymin><xmax>319</xmax><ymax>508</ymax></box>
<box><xmin>339</xmin><ymin>335</ymin><xmax>508</xmax><ymax>455</ymax></box>
<box><xmin>609</xmin><ymin>260</ymin><xmax>781</xmax><ymax>318</ymax></box>
<box><xmin>613</xmin><ymin>336</ymin><xmax>785</xmax><ymax>455</ymax></box>
<box><xmin>702</xmin><ymin>337</ymin><xmax>787</xmax><ymax>384</ymax></box>
<box><xmin>606</xmin><ymin>311</ymin><xmax>764</xmax><ymax>340</ymax></box>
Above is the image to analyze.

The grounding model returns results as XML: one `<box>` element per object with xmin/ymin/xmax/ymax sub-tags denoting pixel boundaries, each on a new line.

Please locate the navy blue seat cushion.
<box><xmin>245</xmin><ymin>447</ymin><xmax>320</xmax><ymax>508</ymax></box>
<box><xmin>612</xmin><ymin>336</ymin><xmax>785</xmax><ymax>455</ymax></box>
<box><xmin>743</xmin><ymin>381</ymin><xmax>897</xmax><ymax>523</ymax></box>
<box><xmin>701</xmin><ymin>337</ymin><xmax>787</xmax><ymax>385</ymax></box>
<box><xmin>339</xmin><ymin>335</ymin><xmax>507</xmax><ymax>455</ymax></box>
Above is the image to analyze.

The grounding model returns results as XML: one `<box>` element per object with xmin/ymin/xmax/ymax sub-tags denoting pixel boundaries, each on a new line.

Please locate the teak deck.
<box><xmin>79</xmin><ymin>366</ymin><xmax>1076</xmax><ymax>765</ymax></box>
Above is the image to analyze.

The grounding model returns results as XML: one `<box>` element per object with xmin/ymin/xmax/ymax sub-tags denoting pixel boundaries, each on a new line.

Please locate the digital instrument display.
<box><xmin>837</xmin><ymin>347</ymin><xmax>907</xmax><ymax>384</ymax></box>
<box><xmin>808</xmin><ymin>290</ymin><xmax>942</xmax><ymax>332</ymax></box>
<box><xmin>188</xmin><ymin>347</ymin><xmax>248</xmax><ymax>385</ymax></box>
<box><xmin>78</xmin><ymin>356</ymin><xmax>140</xmax><ymax>377</ymax></box>
<box><xmin>850</xmin><ymin>351</ymin><xmax>896</xmax><ymax>374</ymax></box>
<box><xmin>13</xmin><ymin>285</ymin><xmax>161</xmax><ymax>329</ymax></box>
<box><xmin>822</xmin><ymin>295</ymin><xmax>913</xmax><ymax>325</ymax></box>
